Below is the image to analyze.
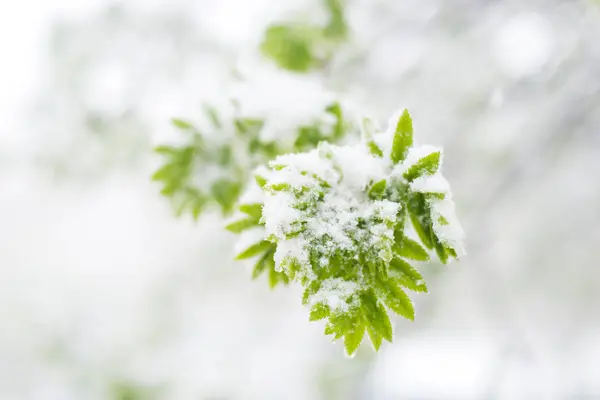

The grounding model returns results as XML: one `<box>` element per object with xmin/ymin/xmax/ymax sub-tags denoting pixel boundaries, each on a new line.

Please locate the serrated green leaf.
<box><xmin>302</xmin><ymin>280</ymin><xmax>322</xmax><ymax>305</ymax></box>
<box><xmin>225</xmin><ymin>218</ymin><xmax>259</xmax><ymax>233</ymax></box>
<box><xmin>394</xmin><ymin>236</ymin><xmax>430</xmax><ymax>261</ymax></box>
<box><xmin>236</xmin><ymin>240</ymin><xmax>272</xmax><ymax>260</ymax></box>
<box><xmin>368</xmin><ymin>179</ymin><xmax>387</xmax><ymax>199</ymax></box>
<box><xmin>344</xmin><ymin>321</ymin><xmax>365</xmax><ymax>356</ymax></box>
<box><xmin>362</xmin><ymin>292</ymin><xmax>393</xmax><ymax>342</ymax></box>
<box><xmin>309</xmin><ymin>303</ymin><xmax>331</xmax><ymax>321</ymax></box>
<box><xmin>367</xmin><ymin>325</ymin><xmax>383</xmax><ymax>351</ymax></box>
<box><xmin>379</xmin><ymin>279</ymin><xmax>415</xmax><ymax>320</ymax></box>
<box><xmin>390</xmin><ymin>258</ymin><xmax>428</xmax><ymax>293</ymax></box>
<box><xmin>404</xmin><ymin>152</ymin><xmax>441</xmax><ymax>182</ymax></box>
<box><xmin>324</xmin><ymin>322</ymin><xmax>344</xmax><ymax>340</ymax></box>
<box><xmin>390</xmin><ymin>110</ymin><xmax>413</xmax><ymax>164</ymax></box>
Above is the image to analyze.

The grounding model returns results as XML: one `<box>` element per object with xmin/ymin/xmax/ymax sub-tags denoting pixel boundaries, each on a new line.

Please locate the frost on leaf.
<box><xmin>231</xmin><ymin>109</ymin><xmax>465</xmax><ymax>355</ymax></box>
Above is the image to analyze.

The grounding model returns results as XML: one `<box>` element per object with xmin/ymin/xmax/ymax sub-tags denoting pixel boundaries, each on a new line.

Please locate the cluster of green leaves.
<box><xmin>225</xmin><ymin>202</ymin><xmax>291</xmax><ymax>288</ymax></box>
<box><xmin>153</xmin><ymin>103</ymin><xmax>351</xmax><ymax>219</ymax></box>
<box><xmin>261</xmin><ymin>0</ymin><xmax>348</xmax><ymax>72</ymax></box>
<box><xmin>229</xmin><ymin>110</ymin><xmax>462</xmax><ymax>355</ymax></box>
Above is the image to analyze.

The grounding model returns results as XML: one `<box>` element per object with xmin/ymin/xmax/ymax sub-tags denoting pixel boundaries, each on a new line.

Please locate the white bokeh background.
<box><xmin>1</xmin><ymin>0</ymin><xmax>600</xmax><ymax>399</ymax></box>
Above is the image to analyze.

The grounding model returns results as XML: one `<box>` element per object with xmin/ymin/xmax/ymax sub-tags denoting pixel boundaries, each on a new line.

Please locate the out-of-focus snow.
<box><xmin>2</xmin><ymin>0</ymin><xmax>600</xmax><ymax>398</ymax></box>
<box><xmin>493</xmin><ymin>13</ymin><xmax>554</xmax><ymax>78</ymax></box>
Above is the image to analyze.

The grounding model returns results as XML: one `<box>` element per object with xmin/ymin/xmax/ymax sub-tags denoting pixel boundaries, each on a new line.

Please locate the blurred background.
<box><xmin>1</xmin><ymin>0</ymin><xmax>600</xmax><ymax>399</ymax></box>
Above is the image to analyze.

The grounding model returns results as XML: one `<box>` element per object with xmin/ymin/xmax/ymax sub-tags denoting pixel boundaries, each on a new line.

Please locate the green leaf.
<box><xmin>379</xmin><ymin>279</ymin><xmax>415</xmax><ymax>320</ymax></box>
<box><xmin>302</xmin><ymin>280</ymin><xmax>322</xmax><ymax>305</ymax></box>
<box><xmin>268</xmin><ymin>182</ymin><xmax>292</xmax><ymax>192</ymax></box>
<box><xmin>367</xmin><ymin>325</ymin><xmax>383</xmax><ymax>351</ymax></box>
<box><xmin>368</xmin><ymin>179</ymin><xmax>387</xmax><ymax>200</ymax></box>
<box><xmin>309</xmin><ymin>303</ymin><xmax>331</xmax><ymax>321</ymax></box>
<box><xmin>203</xmin><ymin>104</ymin><xmax>221</xmax><ymax>128</ymax></box>
<box><xmin>407</xmin><ymin>193</ymin><xmax>434</xmax><ymax>249</ymax></box>
<box><xmin>403</xmin><ymin>152</ymin><xmax>441</xmax><ymax>182</ymax></box>
<box><xmin>190</xmin><ymin>197</ymin><xmax>206</xmax><ymax>221</ymax></box>
<box><xmin>268</xmin><ymin>266</ymin><xmax>289</xmax><ymax>288</ymax></box>
<box><xmin>225</xmin><ymin>218</ymin><xmax>259</xmax><ymax>233</ymax></box>
<box><xmin>324</xmin><ymin>322</ymin><xmax>344</xmax><ymax>340</ymax></box>
<box><xmin>211</xmin><ymin>180</ymin><xmax>242</xmax><ymax>214</ymax></box>
<box><xmin>239</xmin><ymin>203</ymin><xmax>263</xmax><ymax>221</ymax></box>
<box><xmin>390</xmin><ymin>258</ymin><xmax>428</xmax><ymax>293</ymax></box>
<box><xmin>236</xmin><ymin>240</ymin><xmax>272</xmax><ymax>260</ymax></box>
<box><xmin>235</xmin><ymin>118</ymin><xmax>264</xmax><ymax>136</ymax></box>
<box><xmin>390</xmin><ymin>110</ymin><xmax>413</xmax><ymax>164</ymax></box>
<box><xmin>261</xmin><ymin>25</ymin><xmax>316</xmax><ymax>72</ymax></box>
<box><xmin>368</xmin><ymin>142</ymin><xmax>384</xmax><ymax>157</ymax></box>
<box><xmin>154</xmin><ymin>145</ymin><xmax>177</xmax><ymax>156</ymax></box>
<box><xmin>362</xmin><ymin>292</ymin><xmax>393</xmax><ymax>342</ymax></box>
<box><xmin>394</xmin><ymin>235</ymin><xmax>430</xmax><ymax>261</ymax></box>
<box><xmin>171</xmin><ymin>118</ymin><xmax>194</xmax><ymax>130</ymax></box>
<box><xmin>445</xmin><ymin>246</ymin><xmax>458</xmax><ymax>259</ymax></box>
<box><xmin>325</xmin><ymin>102</ymin><xmax>345</xmax><ymax>142</ymax></box>
<box><xmin>433</xmin><ymin>234</ymin><xmax>449</xmax><ymax>264</ymax></box>
<box><xmin>344</xmin><ymin>321</ymin><xmax>365</xmax><ymax>356</ymax></box>
<box><xmin>295</xmin><ymin>125</ymin><xmax>322</xmax><ymax>151</ymax></box>
<box><xmin>361</xmin><ymin>118</ymin><xmax>383</xmax><ymax>157</ymax></box>
<box><xmin>323</xmin><ymin>0</ymin><xmax>348</xmax><ymax>40</ymax></box>
<box><xmin>255</xmin><ymin>174</ymin><xmax>268</xmax><ymax>188</ymax></box>
<box><xmin>252</xmin><ymin>249</ymin><xmax>275</xmax><ymax>279</ymax></box>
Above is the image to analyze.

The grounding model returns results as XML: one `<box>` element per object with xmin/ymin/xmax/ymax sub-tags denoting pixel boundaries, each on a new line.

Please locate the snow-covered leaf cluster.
<box><xmin>229</xmin><ymin>109</ymin><xmax>465</xmax><ymax>355</ymax></box>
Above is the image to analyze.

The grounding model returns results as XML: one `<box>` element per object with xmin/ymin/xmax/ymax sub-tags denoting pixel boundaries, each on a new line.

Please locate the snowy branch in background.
<box><xmin>152</xmin><ymin>101</ymin><xmax>353</xmax><ymax>218</ymax></box>
<box><xmin>229</xmin><ymin>110</ymin><xmax>465</xmax><ymax>356</ymax></box>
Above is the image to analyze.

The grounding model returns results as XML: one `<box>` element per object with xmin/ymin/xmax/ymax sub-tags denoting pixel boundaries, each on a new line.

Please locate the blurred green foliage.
<box><xmin>261</xmin><ymin>0</ymin><xmax>348</xmax><ymax>72</ymax></box>
<box><xmin>152</xmin><ymin>103</ymin><xmax>353</xmax><ymax>219</ymax></box>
